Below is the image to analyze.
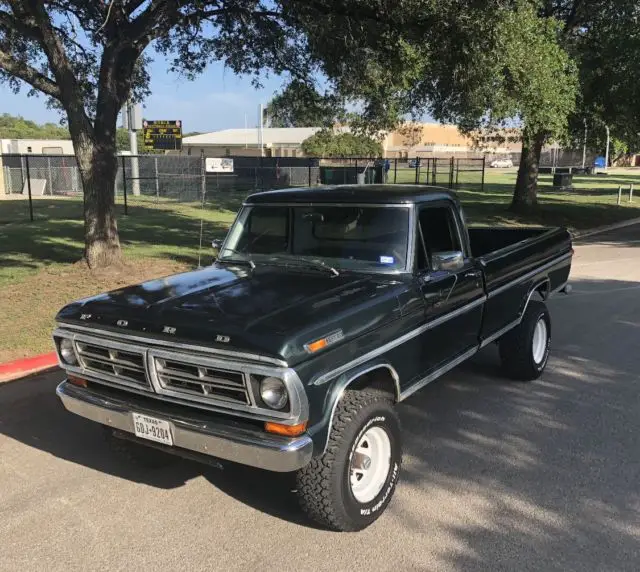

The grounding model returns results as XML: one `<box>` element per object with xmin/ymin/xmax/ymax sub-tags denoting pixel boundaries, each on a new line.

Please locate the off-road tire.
<box><xmin>499</xmin><ymin>300</ymin><xmax>551</xmax><ymax>381</ymax></box>
<box><xmin>104</xmin><ymin>428</ymin><xmax>177</xmax><ymax>468</ymax></box>
<box><xmin>295</xmin><ymin>390</ymin><xmax>402</xmax><ymax>532</ymax></box>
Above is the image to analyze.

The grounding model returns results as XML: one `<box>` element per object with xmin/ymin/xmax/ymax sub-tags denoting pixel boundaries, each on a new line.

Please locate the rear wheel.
<box><xmin>499</xmin><ymin>300</ymin><xmax>551</xmax><ymax>381</ymax></box>
<box><xmin>295</xmin><ymin>390</ymin><xmax>402</xmax><ymax>531</ymax></box>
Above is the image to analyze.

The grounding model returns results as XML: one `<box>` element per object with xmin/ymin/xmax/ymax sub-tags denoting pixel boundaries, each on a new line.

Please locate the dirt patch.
<box><xmin>0</xmin><ymin>257</ymin><xmax>189</xmax><ymax>363</ymax></box>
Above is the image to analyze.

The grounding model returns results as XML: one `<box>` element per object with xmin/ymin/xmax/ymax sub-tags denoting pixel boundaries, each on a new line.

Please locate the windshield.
<box><xmin>219</xmin><ymin>204</ymin><xmax>411</xmax><ymax>272</ymax></box>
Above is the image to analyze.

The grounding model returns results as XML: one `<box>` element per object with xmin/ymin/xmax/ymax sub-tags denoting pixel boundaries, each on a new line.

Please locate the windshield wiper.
<box><xmin>267</xmin><ymin>255</ymin><xmax>340</xmax><ymax>277</ymax></box>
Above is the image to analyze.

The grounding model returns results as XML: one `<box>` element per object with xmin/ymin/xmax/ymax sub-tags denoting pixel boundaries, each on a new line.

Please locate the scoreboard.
<box><xmin>143</xmin><ymin>120</ymin><xmax>182</xmax><ymax>151</ymax></box>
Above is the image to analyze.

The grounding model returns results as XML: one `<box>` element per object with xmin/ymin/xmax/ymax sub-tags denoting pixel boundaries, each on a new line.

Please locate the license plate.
<box><xmin>132</xmin><ymin>413</ymin><xmax>173</xmax><ymax>446</ymax></box>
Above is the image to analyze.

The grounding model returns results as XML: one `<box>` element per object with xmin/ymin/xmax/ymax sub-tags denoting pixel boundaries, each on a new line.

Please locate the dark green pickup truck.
<box><xmin>53</xmin><ymin>185</ymin><xmax>572</xmax><ymax>531</ymax></box>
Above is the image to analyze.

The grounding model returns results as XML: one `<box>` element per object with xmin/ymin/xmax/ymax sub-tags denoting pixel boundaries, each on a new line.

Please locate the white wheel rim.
<box><xmin>532</xmin><ymin>318</ymin><xmax>548</xmax><ymax>364</ymax></box>
<box><xmin>349</xmin><ymin>426</ymin><xmax>392</xmax><ymax>504</ymax></box>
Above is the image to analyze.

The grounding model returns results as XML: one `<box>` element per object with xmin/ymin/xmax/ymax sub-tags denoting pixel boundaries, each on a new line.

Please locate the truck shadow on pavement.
<box><xmin>1</xmin><ymin>277</ymin><xmax>639</xmax><ymax>566</ymax></box>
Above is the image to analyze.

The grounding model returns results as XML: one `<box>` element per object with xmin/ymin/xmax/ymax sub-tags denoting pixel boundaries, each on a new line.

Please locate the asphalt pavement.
<box><xmin>1</xmin><ymin>224</ymin><xmax>639</xmax><ymax>572</ymax></box>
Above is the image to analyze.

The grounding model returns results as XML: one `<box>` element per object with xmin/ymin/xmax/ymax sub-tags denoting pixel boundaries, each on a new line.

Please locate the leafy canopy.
<box><xmin>301</xmin><ymin>131</ymin><xmax>382</xmax><ymax>158</ymax></box>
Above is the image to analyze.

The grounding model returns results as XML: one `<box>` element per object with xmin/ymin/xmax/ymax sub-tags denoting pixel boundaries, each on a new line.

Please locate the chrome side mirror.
<box><xmin>211</xmin><ymin>239</ymin><xmax>222</xmax><ymax>257</ymax></box>
<box><xmin>432</xmin><ymin>251</ymin><xmax>464</xmax><ymax>272</ymax></box>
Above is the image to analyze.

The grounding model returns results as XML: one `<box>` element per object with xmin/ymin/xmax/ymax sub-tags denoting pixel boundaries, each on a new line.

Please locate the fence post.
<box><xmin>433</xmin><ymin>158</ymin><xmax>437</xmax><ymax>186</ymax></box>
<box><xmin>481</xmin><ymin>157</ymin><xmax>486</xmax><ymax>192</ymax></box>
<box><xmin>617</xmin><ymin>186</ymin><xmax>622</xmax><ymax>205</ymax></box>
<box><xmin>449</xmin><ymin>157</ymin><xmax>454</xmax><ymax>189</ymax></box>
<box><xmin>355</xmin><ymin>158</ymin><xmax>358</xmax><ymax>184</ymax></box>
<box><xmin>47</xmin><ymin>157</ymin><xmax>53</xmax><ymax>195</ymax></box>
<box><xmin>121</xmin><ymin>155</ymin><xmax>129</xmax><ymax>215</ymax></box>
<box><xmin>414</xmin><ymin>158</ymin><xmax>419</xmax><ymax>184</ymax></box>
<box><xmin>197</xmin><ymin>150</ymin><xmax>207</xmax><ymax>268</ymax></box>
<box><xmin>393</xmin><ymin>158</ymin><xmax>397</xmax><ymax>184</ymax></box>
<box><xmin>630</xmin><ymin>184</ymin><xmax>634</xmax><ymax>203</ymax></box>
<box><xmin>25</xmin><ymin>155</ymin><xmax>34</xmax><ymax>221</ymax></box>
<box><xmin>154</xmin><ymin>157</ymin><xmax>160</xmax><ymax>203</ymax></box>
<box><xmin>455</xmin><ymin>159</ymin><xmax>460</xmax><ymax>188</ymax></box>
<box><xmin>308</xmin><ymin>159</ymin><xmax>312</xmax><ymax>187</ymax></box>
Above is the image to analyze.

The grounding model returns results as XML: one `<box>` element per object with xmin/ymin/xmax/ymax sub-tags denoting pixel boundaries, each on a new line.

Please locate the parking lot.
<box><xmin>1</xmin><ymin>224</ymin><xmax>639</xmax><ymax>572</ymax></box>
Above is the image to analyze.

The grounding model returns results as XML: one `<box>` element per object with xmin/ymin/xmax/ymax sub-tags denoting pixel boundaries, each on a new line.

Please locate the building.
<box><xmin>0</xmin><ymin>138</ymin><xmax>75</xmax><ymax>155</ymax></box>
<box><xmin>181</xmin><ymin>123</ymin><xmax>520</xmax><ymax>159</ymax></box>
<box><xmin>182</xmin><ymin>128</ymin><xmax>322</xmax><ymax>158</ymax></box>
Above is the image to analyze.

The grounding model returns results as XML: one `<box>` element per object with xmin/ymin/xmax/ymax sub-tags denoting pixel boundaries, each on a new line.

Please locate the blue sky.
<box><xmin>1</xmin><ymin>55</ymin><xmax>284</xmax><ymax>133</ymax></box>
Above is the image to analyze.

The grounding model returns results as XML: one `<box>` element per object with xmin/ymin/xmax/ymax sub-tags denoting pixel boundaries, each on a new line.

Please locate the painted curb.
<box><xmin>572</xmin><ymin>216</ymin><xmax>640</xmax><ymax>240</ymax></box>
<box><xmin>0</xmin><ymin>352</ymin><xmax>58</xmax><ymax>383</ymax></box>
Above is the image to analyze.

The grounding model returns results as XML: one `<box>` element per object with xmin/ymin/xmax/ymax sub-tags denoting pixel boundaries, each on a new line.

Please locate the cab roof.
<box><xmin>245</xmin><ymin>185</ymin><xmax>459</xmax><ymax>205</ymax></box>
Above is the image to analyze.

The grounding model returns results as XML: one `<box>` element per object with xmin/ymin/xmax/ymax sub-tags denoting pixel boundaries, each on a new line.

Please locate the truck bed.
<box><xmin>468</xmin><ymin>226</ymin><xmax>573</xmax><ymax>342</ymax></box>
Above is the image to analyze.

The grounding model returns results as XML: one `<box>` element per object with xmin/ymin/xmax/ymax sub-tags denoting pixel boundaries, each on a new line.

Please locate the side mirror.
<box><xmin>211</xmin><ymin>239</ymin><xmax>222</xmax><ymax>258</ymax></box>
<box><xmin>432</xmin><ymin>251</ymin><xmax>464</xmax><ymax>272</ymax></box>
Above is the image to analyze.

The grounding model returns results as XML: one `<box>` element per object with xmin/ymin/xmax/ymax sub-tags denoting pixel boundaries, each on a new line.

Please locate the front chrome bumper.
<box><xmin>56</xmin><ymin>381</ymin><xmax>313</xmax><ymax>472</ymax></box>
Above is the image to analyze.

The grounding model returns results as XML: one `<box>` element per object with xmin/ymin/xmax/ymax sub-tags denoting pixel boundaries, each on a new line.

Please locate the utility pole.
<box><xmin>605</xmin><ymin>125</ymin><xmax>610</xmax><ymax>171</ymax></box>
<box><xmin>126</xmin><ymin>101</ymin><xmax>142</xmax><ymax>195</ymax></box>
<box><xmin>258</xmin><ymin>103</ymin><xmax>264</xmax><ymax>157</ymax></box>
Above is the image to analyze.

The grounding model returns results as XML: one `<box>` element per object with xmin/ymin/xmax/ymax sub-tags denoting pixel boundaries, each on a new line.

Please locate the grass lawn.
<box><xmin>1</xmin><ymin>169</ymin><xmax>639</xmax><ymax>361</ymax></box>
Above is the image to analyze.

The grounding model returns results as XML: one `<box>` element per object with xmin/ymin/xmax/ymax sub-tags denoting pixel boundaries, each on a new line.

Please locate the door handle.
<box><xmin>464</xmin><ymin>270</ymin><xmax>482</xmax><ymax>279</ymax></box>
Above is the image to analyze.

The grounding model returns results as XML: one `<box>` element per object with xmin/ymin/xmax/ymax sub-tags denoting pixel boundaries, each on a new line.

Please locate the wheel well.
<box><xmin>345</xmin><ymin>366</ymin><xmax>399</xmax><ymax>402</ymax></box>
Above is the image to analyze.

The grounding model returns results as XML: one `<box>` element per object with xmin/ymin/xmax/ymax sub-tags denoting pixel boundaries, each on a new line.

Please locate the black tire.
<box><xmin>295</xmin><ymin>390</ymin><xmax>402</xmax><ymax>532</ymax></box>
<box><xmin>499</xmin><ymin>300</ymin><xmax>551</xmax><ymax>381</ymax></box>
<box><xmin>104</xmin><ymin>428</ymin><xmax>177</xmax><ymax>468</ymax></box>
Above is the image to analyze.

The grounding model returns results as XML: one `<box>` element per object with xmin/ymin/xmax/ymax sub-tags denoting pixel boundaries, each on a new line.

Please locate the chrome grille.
<box><xmin>154</xmin><ymin>356</ymin><xmax>251</xmax><ymax>405</ymax></box>
<box><xmin>76</xmin><ymin>341</ymin><xmax>149</xmax><ymax>388</ymax></box>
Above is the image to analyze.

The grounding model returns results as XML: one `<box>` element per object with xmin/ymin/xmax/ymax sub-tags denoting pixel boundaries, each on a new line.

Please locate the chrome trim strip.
<box><xmin>243</xmin><ymin>202</ymin><xmax>414</xmax><ymax>208</ymax></box>
<box><xmin>480</xmin><ymin>278</ymin><xmax>551</xmax><ymax>347</ymax></box>
<box><xmin>318</xmin><ymin>363</ymin><xmax>401</xmax><ymax>454</ymax></box>
<box><xmin>480</xmin><ymin>319</ymin><xmax>520</xmax><ymax>348</ymax></box>
<box><xmin>550</xmin><ymin>280</ymin><xmax>569</xmax><ymax>295</ymax></box>
<box><xmin>55</xmin><ymin>322</ymin><xmax>288</xmax><ymax>367</ymax></box>
<box><xmin>399</xmin><ymin>347</ymin><xmax>479</xmax><ymax>401</ymax></box>
<box><xmin>56</xmin><ymin>381</ymin><xmax>313</xmax><ymax>473</ymax></box>
<box><xmin>475</xmin><ymin>228</ymin><xmax>558</xmax><ymax>263</ymax></box>
<box><xmin>486</xmin><ymin>252</ymin><xmax>572</xmax><ymax>299</ymax></box>
<box><xmin>312</xmin><ymin>295</ymin><xmax>486</xmax><ymax>386</ymax></box>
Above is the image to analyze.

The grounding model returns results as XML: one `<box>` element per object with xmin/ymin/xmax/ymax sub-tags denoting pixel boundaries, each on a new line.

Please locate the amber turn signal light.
<box><xmin>68</xmin><ymin>375</ymin><xmax>88</xmax><ymax>388</ymax></box>
<box><xmin>264</xmin><ymin>421</ymin><xmax>308</xmax><ymax>437</ymax></box>
<box><xmin>304</xmin><ymin>338</ymin><xmax>328</xmax><ymax>353</ymax></box>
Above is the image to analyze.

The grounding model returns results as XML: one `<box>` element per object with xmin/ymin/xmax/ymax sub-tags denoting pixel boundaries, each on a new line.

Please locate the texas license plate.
<box><xmin>132</xmin><ymin>413</ymin><xmax>173</xmax><ymax>446</ymax></box>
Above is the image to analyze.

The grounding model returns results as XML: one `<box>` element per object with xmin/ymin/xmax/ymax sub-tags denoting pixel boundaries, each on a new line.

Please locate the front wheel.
<box><xmin>499</xmin><ymin>300</ymin><xmax>551</xmax><ymax>381</ymax></box>
<box><xmin>295</xmin><ymin>390</ymin><xmax>402</xmax><ymax>531</ymax></box>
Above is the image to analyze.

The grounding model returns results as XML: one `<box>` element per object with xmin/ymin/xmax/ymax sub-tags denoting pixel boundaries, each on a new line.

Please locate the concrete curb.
<box><xmin>572</xmin><ymin>216</ymin><xmax>640</xmax><ymax>240</ymax></box>
<box><xmin>0</xmin><ymin>352</ymin><xmax>58</xmax><ymax>383</ymax></box>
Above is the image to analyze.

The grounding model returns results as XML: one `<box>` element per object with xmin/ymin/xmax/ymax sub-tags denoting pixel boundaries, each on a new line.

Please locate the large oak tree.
<box><xmin>0</xmin><ymin>0</ymin><xmax>405</xmax><ymax>268</ymax></box>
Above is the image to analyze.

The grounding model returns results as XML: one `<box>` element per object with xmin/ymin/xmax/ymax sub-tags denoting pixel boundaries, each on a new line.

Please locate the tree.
<box><xmin>266</xmin><ymin>80</ymin><xmax>344</xmax><ymax>128</ymax></box>
<box><xmin>0</xmin><ymin>1</ymin><xmax>379</xmax><ymax>267</ymax></box>
<box><xmin>301</xmin><ymin>130</ymin><xmax>382</xmax><ymax>157</ymax></box>
<box><xmin>570</xmin><ymin>0</ymin><xmax>640</xmax><ymax>164</ymax></box>
<box><xmin>0</xmin><ymin>113</ymin><xmax>69</xmax><ymax>139</ymax></box>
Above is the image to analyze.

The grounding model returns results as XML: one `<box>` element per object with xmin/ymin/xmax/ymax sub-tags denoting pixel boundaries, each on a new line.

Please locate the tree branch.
<box><xmin>0</xmin><ymin>49</ymin><xmax>61</xmax><ymax>98</ymax></box>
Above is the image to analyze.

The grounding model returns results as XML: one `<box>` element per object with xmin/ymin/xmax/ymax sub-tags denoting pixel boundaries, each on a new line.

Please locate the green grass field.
<box><xmin>1</xmin><ymin>169</ymin><xmax>639</xmax><ymax>361</ymax></box>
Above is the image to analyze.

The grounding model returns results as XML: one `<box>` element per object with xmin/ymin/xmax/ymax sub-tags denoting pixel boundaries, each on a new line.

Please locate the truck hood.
<box><xmin>56</xmin><ymin>264</ymin><xmax>405</xmax><ymax>364</ymax></box>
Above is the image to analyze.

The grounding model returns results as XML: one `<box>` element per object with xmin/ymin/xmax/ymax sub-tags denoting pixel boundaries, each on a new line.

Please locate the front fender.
<box><xmin>306</xmin><ymin>360</ymin><xmax>400</xmax><ymax>456</ymax></box>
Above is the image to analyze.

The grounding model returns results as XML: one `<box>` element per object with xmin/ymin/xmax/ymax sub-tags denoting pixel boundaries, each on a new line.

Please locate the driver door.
<box><xmin>415</xmin><ymin>202</ymin><xmax>484</xmax><ymax>375</ymax></box>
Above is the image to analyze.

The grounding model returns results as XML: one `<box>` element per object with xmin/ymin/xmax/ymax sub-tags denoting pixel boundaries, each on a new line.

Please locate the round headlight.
<box><xmin>260</xmin><ymin>377</ymin><xmax>288</xmax><ymax>410</ymax></box>
<box><xmin>59</xmin><ymin>338</ymin><xmax>78</xmax><ymax>365</ymax></box>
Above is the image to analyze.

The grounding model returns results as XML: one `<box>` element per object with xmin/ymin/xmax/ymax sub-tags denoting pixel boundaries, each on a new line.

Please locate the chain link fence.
<box><xmin>1</xmin><ymin>153</ymin><xmax>485</xmax><ymax>223</ymax></box>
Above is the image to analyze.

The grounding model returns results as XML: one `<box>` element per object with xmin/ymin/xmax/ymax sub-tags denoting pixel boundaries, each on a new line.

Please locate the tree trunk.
<box><xmin>76</xmin><ymin>134</ymin><xmax>122</xmax><ymax>268</ymax></box>
<box><xmin>511</xmin><ymin>129</ymin><xmax>546</xmax><ymax>212</ymax></box>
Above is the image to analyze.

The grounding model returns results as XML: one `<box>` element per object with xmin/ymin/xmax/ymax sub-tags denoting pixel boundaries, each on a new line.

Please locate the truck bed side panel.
<box><xmin>476</xmin><ymin>228</ymin><xmax>572</xmax><ymax>340</ymax></box>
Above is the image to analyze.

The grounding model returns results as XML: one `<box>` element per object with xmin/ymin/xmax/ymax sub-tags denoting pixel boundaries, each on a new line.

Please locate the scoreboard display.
<box><xmin>143</xmin><ymin>120</ymin><xmax>182</xmax><ymax>151</ymax></box>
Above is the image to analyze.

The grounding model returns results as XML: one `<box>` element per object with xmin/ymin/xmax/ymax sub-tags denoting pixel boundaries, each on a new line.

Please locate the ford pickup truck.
<box><xmin>54</xmin><ymin>185</ymin><xmax>572</xmax><ymax>531</ymax></box>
